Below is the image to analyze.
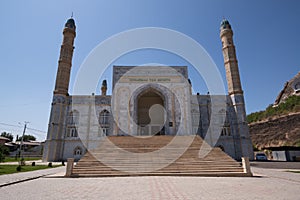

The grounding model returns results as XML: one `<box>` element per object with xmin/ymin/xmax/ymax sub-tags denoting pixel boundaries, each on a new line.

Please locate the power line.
<box><xmin>0</xmin><ymin>128</ymin><xmax>23</xmax><ymax>134</ymax></box>
<box><xmin>0</xmin><ymin>122</ymin><xmax>47</xmax><ymax>142</ymax></box>
<box><xmin>0</xmin><ymin>122</ymin><xmax>47</xmax><ymax>136</ymax></box>
<box><xmin>27</xmin><ymin>127</ymin><xmax>47</xmax><ymax>133</ymax></box>
<box><xmin>0</xmin><ymin>101</ymin><xmax>49</xmax><ymax>108</ymax></box>
<box><xmin>0</xmin><ymin>122</ymin><xmax>22</xmax><ymax>128</ymax></box>
<box><xmin>0</xmin><ymin>122</ymin><xmax>46</xmax><ymax>132</ymax></box>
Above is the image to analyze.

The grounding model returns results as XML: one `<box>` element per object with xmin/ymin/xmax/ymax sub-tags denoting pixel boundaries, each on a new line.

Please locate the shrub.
<box><xmin>0</xmin><ymin>145</ymin><xmax>9</xmax><ymax>162</ymax></box>
<box><xmin>247</xmin><ymin>95</ymin><xmax>300</xmax><ymax>123</ymax></box>
<box><xmin>16</xmin><ymin>165</ymin><xmax>21</xmax><ymax>171</ymax></box>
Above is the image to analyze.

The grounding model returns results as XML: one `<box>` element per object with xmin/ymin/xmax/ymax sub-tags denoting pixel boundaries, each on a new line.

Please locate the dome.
<box><xmin>102</xmin><ymin>80</ymin><xmax>107</xmax><ymax>87</ymax></box>
<box><xmin>65</xmin><ymin>18</ymin><xmax>76</xmax><ymax>30</ymax></box>
<box><xmin>220</xmin><ymin>19</ymin><xmax>231</xmax><ymax>29</ymax></box>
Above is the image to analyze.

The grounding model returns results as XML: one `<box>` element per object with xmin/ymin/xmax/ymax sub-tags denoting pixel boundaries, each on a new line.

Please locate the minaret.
<box><xmin>43</xmin><ymin>18</ymin><xmax>76</xmax><ymax>162</ymax></box>
<box><xmin>54</xmin><ymin>18</ymin><xmax>76</xmax><ymax>95</ymax></box>
<box><xmin>220</xmin><ymin>19</ymin><xmax>254</xmax><ymax>160</ymax></box>
<box><xmin>101</xmin><ymin>80</ymin><xmax>107</xmax><ymax>96</ymax></box>
<box><xmin>220</xmin><ymin>19</ymin><xmax>243</xmax><ymax>95</ymax></box>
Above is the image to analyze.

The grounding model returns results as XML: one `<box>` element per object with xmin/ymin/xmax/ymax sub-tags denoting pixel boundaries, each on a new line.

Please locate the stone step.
<box><xmin>72</xmin><ymin>172</ymin><xmax>250</xmax><ymax>178</ymax></box>
<box><xmin>73</xmin><ymin>168</ymin><xmax>243</xmax><ymax>173</ymax></box>
<box><xmin>72</xmin><ymin>135</ymin><xmax>247</xmax><ymax>177</ymax></box>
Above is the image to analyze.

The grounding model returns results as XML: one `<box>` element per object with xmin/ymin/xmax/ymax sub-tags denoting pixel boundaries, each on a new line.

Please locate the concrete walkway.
<box><xmin>0</xmin><ymin>166</ymin><xmax>66</xmax><ymax>187</ymax></box>
<box><xmin>0</xmin><ymin>164</ymin><xmax>299</xmax><ymax>199</ymax></box>
<box><xmin>252</xmin><ymin>166</ymin><xmax>300</xmax><ymax>183</ymax></box>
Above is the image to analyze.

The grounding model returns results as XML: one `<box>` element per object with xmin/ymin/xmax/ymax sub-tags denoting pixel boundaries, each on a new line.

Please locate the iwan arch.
<box><xmin>136</xmin><ymin>87</ymin><xmax>165</xmax><ymax>135</ymax></box>
<box><xmin>43</xmin><ymin>18</ymin><xmax>254</xmax><ymax>162</ymax></box>
<box><xmin>112</xmin><ymin>66</ymin><xmax>192</xmax><ymax>137</ymax></box>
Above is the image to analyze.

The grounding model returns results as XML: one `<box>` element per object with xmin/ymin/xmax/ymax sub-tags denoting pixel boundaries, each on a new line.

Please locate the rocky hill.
<box><xmin>249</xmin><ymin>112</ymin><xmax>300</xmax><ymax>150</ymax></box>
<box><xmin>248</xmin><ymin>71</ymin><xmax>300</xmax><ymax>150</ymax></box>
<box><xmin>274</xmin><ymin>71</ymin><xmax>300</xmax><ymax>106</ymax></box>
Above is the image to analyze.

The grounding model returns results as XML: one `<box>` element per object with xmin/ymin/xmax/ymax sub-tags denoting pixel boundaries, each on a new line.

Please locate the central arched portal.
<box><xmin>137</xmin><ymin>89</ymin><xmax>165</xmax><ymax>136</ymax></box>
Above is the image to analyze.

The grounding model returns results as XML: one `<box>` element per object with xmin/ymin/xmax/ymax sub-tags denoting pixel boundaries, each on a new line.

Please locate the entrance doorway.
<box><xmin>137</xmin><ymin>89</ymin><xmax>165</xmax><ymax>136</ymax></box>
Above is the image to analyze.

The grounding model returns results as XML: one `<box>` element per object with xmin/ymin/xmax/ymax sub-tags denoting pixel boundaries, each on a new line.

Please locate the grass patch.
<box><xmin>0</xmin><ymin>165</ymin><xmax>61</xmax><ymax>175</ymax></box>
<box><xmin>3</xmin><ymin>157</ymin><xmax>41</xmax><ymax>163</ymax></box>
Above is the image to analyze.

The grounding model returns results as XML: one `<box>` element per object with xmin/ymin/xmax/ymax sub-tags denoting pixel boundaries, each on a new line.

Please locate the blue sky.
<box><xmin>0</xmin><ymin>0</ymin><xmax>299</xmax><ymax>141</ymax></box>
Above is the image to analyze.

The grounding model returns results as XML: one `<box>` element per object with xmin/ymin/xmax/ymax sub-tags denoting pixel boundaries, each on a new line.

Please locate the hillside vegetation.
<box><xmin>247</xmin><ymin>95</ymin><xmax>300</xmax><ymax>123</ymax></box>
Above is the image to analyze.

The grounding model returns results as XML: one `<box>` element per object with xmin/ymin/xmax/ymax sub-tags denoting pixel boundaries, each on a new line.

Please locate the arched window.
<box><xmin>68</xmin><ymin>110</ymin><xmax>79</xmax><ymax>125</ymax></box>
<box><xmin>66</xmin><ymin>110</ymin><xmax>79</xmax><ymax>137</ymax></box>
<box><xmin>99</xmin><ymin>110</ymin><xmax>110</xmax><ymax>125</ymax></box>
<box><xmin>71</xmin><ymin>128</ymin><xmax>77</xmax><ymax>137</ymax></box>
<box><xmin>221</xmin><ymin>126</ymin><xmax>231</xmax><ymax>136</ymax></box>
<box><xmin>66</xmin><ymin>127</ymin><xmax>78</xmax><ymax>137</ymax></box>
<box><xmin>221</xmin><ymin>111</ymin><xmax>231</xmax><ymax>137</ymax></box>
<box><xmin>74</xmin><ymin>146</ymin><xmax>83</xmax><ymax>155</ymax></box>
<box><xmin>99</xmin><ymin>110</ymin><xmax>110</xmax><ymax>136</ymax></box>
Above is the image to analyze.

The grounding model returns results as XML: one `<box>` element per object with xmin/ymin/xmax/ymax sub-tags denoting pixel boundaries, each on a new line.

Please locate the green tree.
<box><xmin>0</xmin><ymin>144</ymin><xmax>9</xmax><ymax>162</ymax></box>
<box><xmin>17</xmin><ymin>135</ymin><xmax>36</xmax><ymax>142</ymax></box>
<box><xmin>247</xmin><ymin>95</ymin><xmax>300</xmax><ymax>123</ymax></box>
<box><xmin>0</xmin><ymin>132</ymin><xmax>13</xmax><ymax>142</ymax></box>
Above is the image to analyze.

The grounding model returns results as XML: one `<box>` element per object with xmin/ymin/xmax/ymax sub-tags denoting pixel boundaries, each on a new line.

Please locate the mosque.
<box><xmin>42</xmin><ymin>18</ymin><xmax>254</xmax><ymax>162</ymax></box>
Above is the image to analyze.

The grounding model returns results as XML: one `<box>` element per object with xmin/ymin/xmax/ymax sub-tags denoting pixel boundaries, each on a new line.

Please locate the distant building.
<box><xmin>267</xmin><ymin>146</ymin><xmax>300</xmax><ymax>161</ymax></box>
<box><xmin>15</xmin><ymin>141</ymin><xmax>41</xmax><ymax>151</ymax></box>
<box><xmin>0</xmin><ymin>136</ymin><xmax>10</xmax><ymax>145</ymax></box>
<box><xmin>43</xmin><ymin>18</ymin><xmax>254</xmax><ymax>162</ymax></box>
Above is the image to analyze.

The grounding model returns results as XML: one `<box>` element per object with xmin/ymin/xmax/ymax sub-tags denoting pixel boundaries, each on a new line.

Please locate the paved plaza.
<box><xmin>0</xmin><ymin>163</ymin><xmax>300</xmax><ymax>200</ymax></box>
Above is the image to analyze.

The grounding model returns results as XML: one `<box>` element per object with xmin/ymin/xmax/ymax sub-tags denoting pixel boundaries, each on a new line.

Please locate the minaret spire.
<box><xmin>101</xmin><ymin>80</ymin><xmax>107</xmax><ymax>96</ymax></box>
<box><xmin>43</xmin><ymin>18</ymin><xmax>76</xmax><ymax>162</ymax></box>
<box><xmin>220</xmin><ymin>19</ymin><xmax>254</xmax><ymax>160</ymax></box>
<box><xmin>220</xmin><ymin>19</ymin><xmax>242</xmax><ymax>95</ymax></box>
<box><xmin>53</xmin><ymin>18</ymin><xmax>76</xmax><ymax>95</ymax></box>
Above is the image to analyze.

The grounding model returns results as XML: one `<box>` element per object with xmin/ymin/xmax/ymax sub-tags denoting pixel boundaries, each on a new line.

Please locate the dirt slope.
<box><xmin>249</xmin><ymin>112</ymin><xmax>300</xmax><ymax>149</ymax></box>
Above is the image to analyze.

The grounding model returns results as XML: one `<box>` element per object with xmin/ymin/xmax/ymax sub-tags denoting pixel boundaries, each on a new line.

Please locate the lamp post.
<box><xmin>19</xmin><ymin>122</ymin><xmax>29</xmax><ymax>165</ymax></box>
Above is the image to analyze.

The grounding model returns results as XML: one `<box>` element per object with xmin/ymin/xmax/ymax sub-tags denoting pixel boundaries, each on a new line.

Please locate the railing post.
<box><xmin>242</xmin><ymin>157</ymin><xmax>252</xmax><ymax>176</ymax></box>
<box><xmin>65</xmin><ymin>158</ymin><xmax>74</xmax><ymax>177</ymax></box>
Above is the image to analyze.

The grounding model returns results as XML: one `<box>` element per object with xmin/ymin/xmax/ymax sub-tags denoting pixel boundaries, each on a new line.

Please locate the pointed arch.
<box><xmin>66</xmin><ymin>109</ymin><xmax>79</xmax><ymax>137</ymax></box>
<box><xmin>99</xmin><ymin>109</ymin><xmax>110</xmax><ymax>136</ymax></box>
<box><xmin>74</xmin><ymin>146</ymin><xmax>83</xmax><ymax>155</ymax></box>
<box><xmin>68</xmin><ymin>109</ymin><xmax>79</xmax><ymax>125</ymax></box>
<box><xmin>99</xmin><ymin>109</ymin><xmax>110</xmax><ymax>126</ymax></box>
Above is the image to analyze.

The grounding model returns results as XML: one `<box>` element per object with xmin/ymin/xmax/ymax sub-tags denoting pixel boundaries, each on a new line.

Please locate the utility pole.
<box><xmin>19</xmin><ymin>121</ymin><xmax>29</xmax><ymax>160</ymax></box>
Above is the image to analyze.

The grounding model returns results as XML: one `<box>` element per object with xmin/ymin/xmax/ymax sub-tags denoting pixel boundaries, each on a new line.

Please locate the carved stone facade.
<box><xmin>111</xmin><ymin>66</ymin><xmax>192</xmax><ymax>136</ymax></box>
<box><xmin>43</xmin><ymin>18</ymin><xmax>254</xmax><ymax>162</ymax></box>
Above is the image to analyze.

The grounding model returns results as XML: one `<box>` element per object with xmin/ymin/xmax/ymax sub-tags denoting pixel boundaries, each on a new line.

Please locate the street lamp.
<box><xmin>19</xmin><ymin>122</ymin><xmax>29</xmax><ymax>165</ymax></box>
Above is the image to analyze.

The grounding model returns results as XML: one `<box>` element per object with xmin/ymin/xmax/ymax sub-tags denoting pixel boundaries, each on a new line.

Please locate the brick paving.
<box><xmin>0</xmin><ymin>166</ymin><xmax>299</xmax><ymax>200</ymax></box>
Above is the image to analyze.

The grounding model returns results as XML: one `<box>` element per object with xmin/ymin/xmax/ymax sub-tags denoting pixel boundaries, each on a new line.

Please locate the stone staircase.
<box><xmin>71</xmin><ymin>135</ymin><xmax>250</xmax><ymax>177</ymax></box>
